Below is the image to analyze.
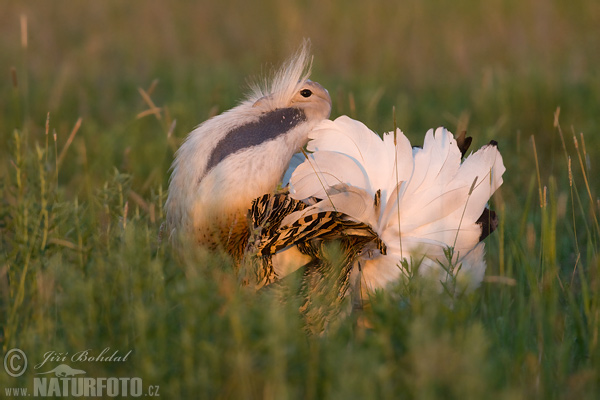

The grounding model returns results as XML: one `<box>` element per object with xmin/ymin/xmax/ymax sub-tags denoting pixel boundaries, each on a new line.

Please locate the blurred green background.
<box><xmin>2</xmin><ymin>0</ymin><xmax>599</xmax><ymax>194</ymax></box>
<box><xmin>1</xmin><ymin>1</ymin><xmax>599</xmax><ymax>398</ymax></box>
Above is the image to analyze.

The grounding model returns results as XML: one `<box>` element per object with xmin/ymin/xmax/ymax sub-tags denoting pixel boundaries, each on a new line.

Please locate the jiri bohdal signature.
<box><xmin>34</xmin><ymin>348</ymin><xmax>132</xmax><ymax>370</ymax></box>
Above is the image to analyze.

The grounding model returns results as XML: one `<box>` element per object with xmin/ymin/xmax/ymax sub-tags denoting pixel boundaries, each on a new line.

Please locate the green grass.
<box><xmin>1</xmin><ymin>1</ymin><xmax>599</xmax><ymax>398</ymax></box>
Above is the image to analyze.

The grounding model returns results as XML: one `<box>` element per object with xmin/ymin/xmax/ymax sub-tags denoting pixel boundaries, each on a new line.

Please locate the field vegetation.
<box><xmin>1</xmin><ymin>1</ymin><xmax>599</xmax><ymax>398</ymax></box>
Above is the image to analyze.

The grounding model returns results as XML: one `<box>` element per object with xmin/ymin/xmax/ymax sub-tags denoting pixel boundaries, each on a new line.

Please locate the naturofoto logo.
<box><xmin>3</xmin><ymin>348</ymin><xmax>160</xmax><ymax>398</ymax></box>
<box><xmin>36</xmin><ymin>364</ymin><xmax>86</xmax><ymax>377</ymax></box>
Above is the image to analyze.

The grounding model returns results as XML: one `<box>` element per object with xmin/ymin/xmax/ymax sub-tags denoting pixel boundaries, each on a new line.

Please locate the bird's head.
<box><xmin>248</xmin><ymin>40</ymin><xmax>331</xmax><ymax>122</ymax></box>
<box><xmin>252</xmin><ymin>79</ymin><xmax>331</xmax><ymax>122</ymax></box>
<box><xmin>288</xmin><ymin>80</ymin><xmax>332</xmax><ymax>121</ymax></box>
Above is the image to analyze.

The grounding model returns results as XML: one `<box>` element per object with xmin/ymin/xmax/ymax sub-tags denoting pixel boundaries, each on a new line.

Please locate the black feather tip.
<box><xmin>476</xmin><ymin>208</ymin><xmax>498</xmax><ymax>241</ymax></box>
<box><xmin>455</xmin><ymin>130</ymin><xmax>473</xmax><ymax>158</ymax></box>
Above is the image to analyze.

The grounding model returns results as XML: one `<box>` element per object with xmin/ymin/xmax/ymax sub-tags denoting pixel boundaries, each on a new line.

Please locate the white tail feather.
<box><xmin>288</xmin><ymin>116</ymin><xmax>505</xmax><ymax>294</ymax></box>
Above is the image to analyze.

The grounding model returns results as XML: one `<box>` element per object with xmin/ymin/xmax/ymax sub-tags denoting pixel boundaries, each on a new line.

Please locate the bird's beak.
<box><xmin>307</xmin><ymin>80</ymin><xmax>332</xmax><ymax>106</ymax></box>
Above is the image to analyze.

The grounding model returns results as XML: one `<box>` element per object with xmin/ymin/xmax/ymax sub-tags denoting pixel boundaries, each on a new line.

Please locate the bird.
<box><xmin>248</xmin><ymin>190</ymin><xmax>386</xmax><ymax>289</ymax></box>
<box><xmin>165</xmin><ymin>42</ymin><xmax>332</xmax><ymax>261</ymax></box>
<box><xmin>286</xmin><ymin>115</ymin><xmax>506</xmax><ymax>303</ymax></box>
<box><xmin>247</xmin><ymin>190</ymin><xmax>389</xmax><ymax>331</ymax></box>
<box><xmin>164</xmin><ymin>44</ymin><xmax>504</xmax><ymax>314</ymax></box>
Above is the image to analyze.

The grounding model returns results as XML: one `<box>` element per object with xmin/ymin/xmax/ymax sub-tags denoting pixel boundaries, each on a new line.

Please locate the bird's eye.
<box><xmin>300</xmin><ymin>89</ymin><xmax>312</xmax><ymax>98</ymax></box>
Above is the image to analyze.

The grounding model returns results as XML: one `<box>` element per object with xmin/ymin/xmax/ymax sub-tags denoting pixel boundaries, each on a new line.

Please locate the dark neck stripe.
<box><xmin>204</xmin><ymin>107</ymin><xmax>306</xmax><ymax>177</ymax></box>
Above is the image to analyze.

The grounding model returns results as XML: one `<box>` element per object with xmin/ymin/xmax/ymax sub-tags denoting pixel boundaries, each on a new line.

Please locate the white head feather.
<box><xmin>247</xmin><ymin>41</ymin><xmax>313</xmax><ymax>109</ymax></box>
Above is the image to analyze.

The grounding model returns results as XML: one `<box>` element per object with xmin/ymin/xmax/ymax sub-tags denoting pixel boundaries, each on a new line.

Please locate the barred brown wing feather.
<box><xmin>257</xmin><ymin>210</ymin><xmax>386</xmax><ymax>256</ymax></box>
<box><xmin>251</xmin><ymin>192</ymin><xmax>307</xmax><ymax>232</ymax></box>
<box><xmin>249</xmin><ymin>193</ymin><xmax>308</xmax><ymax>286</ymax></box>
<box><xmin>255</xmin><ymin>254</ymin><xmax>276</xmax><ymax>288</ymax></box>
<box><xmin>249</xmin><ymin>193</ymin><xmax>386</xmax><ymax>301</ymax></box>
